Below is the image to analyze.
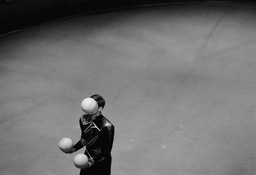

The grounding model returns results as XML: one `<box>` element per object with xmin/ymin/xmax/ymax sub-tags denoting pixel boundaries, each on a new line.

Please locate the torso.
<box><xmin>79</xmin><ymin>114</ymin><xmax>113</xmax><ymax>153</ymax></box>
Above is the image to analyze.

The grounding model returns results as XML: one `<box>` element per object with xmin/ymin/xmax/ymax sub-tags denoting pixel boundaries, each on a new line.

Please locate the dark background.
<box><xmin>0</xmin><ymin>0</ymin><xmax>255</xmax><ymax>35</ymax></box>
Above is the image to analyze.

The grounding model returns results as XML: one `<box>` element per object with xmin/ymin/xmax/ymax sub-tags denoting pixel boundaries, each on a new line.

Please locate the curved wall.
<box><xmin>0</xmin><ymin>0</ymin><xmax>254</xmax><ymax>35</ymax></box>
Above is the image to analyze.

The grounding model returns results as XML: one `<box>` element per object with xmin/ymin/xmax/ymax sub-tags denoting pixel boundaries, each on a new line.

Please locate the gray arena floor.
<box><xmin>0</xmin><ymin>3</ymin><xmax>256</xmax><ymax>175</ymax></box>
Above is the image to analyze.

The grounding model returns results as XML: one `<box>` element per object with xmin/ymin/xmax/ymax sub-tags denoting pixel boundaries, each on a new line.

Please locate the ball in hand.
<box><xmin>74</xmin><ymin>154</ymin><xmax>89</xmax><ymax>169</ymax></box>
<box><xmin>59</xmin><ymin>137</ymin><xmax>73</xmax><ymax>153</ymax></box>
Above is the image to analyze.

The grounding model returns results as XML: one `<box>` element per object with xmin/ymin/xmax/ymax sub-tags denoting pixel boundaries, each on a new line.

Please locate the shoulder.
<box><xmin>101</xmin><ymin>116</ymin><xmax>114</xmax><ymax>130</ymax></box>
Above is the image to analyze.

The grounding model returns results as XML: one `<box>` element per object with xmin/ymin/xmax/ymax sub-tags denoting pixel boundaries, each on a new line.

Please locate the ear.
<box><xmin>98</xmin><ymin>107</ymin><xmax>103</xmax><ymax>112</ymax></box>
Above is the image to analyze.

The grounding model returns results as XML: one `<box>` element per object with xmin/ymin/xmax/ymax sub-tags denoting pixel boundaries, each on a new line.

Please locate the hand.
<box><xmin>87</xmin><ymin>158</ymin><xmax>95</xmax><ymax>168</ymax></box>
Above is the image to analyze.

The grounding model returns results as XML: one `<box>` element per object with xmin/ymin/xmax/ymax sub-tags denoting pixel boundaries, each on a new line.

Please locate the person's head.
<box><xmin>90</xmin><ymin>94</ymin><xmax>105</xmax><ymax>112</ymax></box>
<box><xmin>81</xmin><ymin>94</ymin><xmax>105</xmax><ymax>120</ymax></box>
<box><xmin>81</xmin><ymin>97</ymin><xmax>98</xmax><ymax>115</ymax></box>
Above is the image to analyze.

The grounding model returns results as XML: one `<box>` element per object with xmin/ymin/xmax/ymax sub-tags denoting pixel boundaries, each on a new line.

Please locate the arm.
<box><xmin>69</xmin><ymin>118</ymin><xmax>86</xmax><ymax>153</ymax></box>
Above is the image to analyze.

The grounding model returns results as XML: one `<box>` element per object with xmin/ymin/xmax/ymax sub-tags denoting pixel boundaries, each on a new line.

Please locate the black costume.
<box><xmin>73</xmin><ymin>113</ymin><xmax>114</xmax><ymax>175</ymax></box>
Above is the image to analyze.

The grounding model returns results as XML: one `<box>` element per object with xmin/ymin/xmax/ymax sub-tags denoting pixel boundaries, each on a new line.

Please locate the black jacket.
<box><xmin>73</xmin><ymin>113</ymin><xmax>114</xmax><ymax>163</ymax></box>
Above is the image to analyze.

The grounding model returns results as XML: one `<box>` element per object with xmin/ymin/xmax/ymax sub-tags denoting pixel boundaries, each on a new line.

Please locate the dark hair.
<box><xmin>90</xmin><ymin>94</ymin><xmax>105</xmax><ymax>109</ymax></box>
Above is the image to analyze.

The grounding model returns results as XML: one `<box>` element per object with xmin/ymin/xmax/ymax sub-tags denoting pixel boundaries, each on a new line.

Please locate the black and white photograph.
<box><xmin>0</xmin><ymin>1</ymin><xmax>256</xmax><ymax>175</ymax></box>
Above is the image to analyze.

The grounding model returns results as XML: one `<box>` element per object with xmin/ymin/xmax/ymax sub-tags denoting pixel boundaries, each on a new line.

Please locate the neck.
<box><xmin>91</xmin><ymin>112</ymin><xmax>101</xmax><ymax>121</ymax></box>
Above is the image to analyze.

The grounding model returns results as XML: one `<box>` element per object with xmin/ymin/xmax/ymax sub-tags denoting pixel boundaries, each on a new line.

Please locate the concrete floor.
<box><xmin>0</xmin><ymin>3</ymin><xmax>256</xmax><ymax>175</ymax></box>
